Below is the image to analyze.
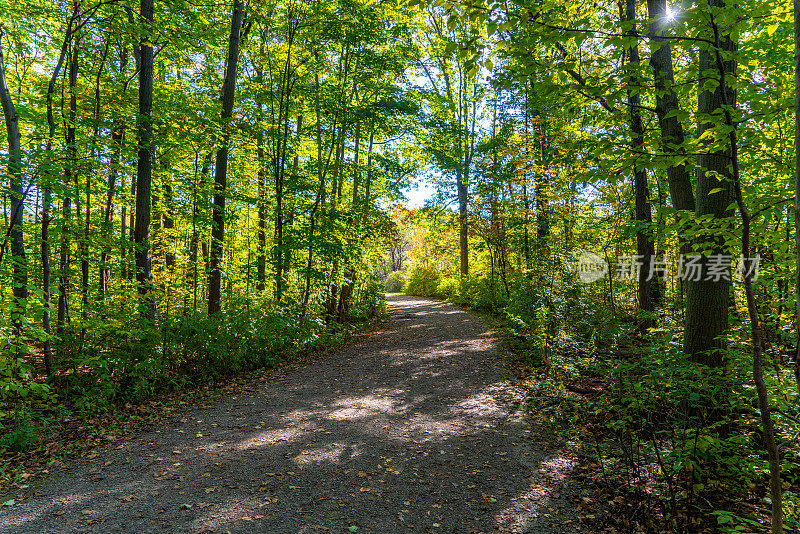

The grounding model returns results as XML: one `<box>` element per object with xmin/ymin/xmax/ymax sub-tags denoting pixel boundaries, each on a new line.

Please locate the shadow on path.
<box><xmin>1</xmin><ymin>295</ymin><xmax>582</xmax><ymax>534</ymax></box>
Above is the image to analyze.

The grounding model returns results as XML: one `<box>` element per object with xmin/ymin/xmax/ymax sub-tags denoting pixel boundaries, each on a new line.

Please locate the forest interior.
<box><xmin>0</xmin><ymin>0</ymin><xmax>800</xmax><ymax>531</ymax></box>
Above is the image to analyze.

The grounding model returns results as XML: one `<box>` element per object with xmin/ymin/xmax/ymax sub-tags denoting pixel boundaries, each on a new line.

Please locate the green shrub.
<box><xmin>384</xmin><ymin>271</ymin><xmax>406</xmax><ymax>293</ymax></box>
<box><xmin>405</xmin><ymin>263</ymin><xmax>441</xmax><ymax>297</ymax></box>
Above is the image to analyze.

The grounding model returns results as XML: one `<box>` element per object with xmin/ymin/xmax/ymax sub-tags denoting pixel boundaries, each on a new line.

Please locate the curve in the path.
<box><xmin>1</xmin><ymin>295</ymin><xmax>580</xmax><ymax>534</ymax></box>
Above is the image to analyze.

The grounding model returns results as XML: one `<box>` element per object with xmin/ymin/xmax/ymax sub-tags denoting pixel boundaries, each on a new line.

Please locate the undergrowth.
<box><xmin>405</xmin><ymin>269</ymin><xmax>800</xmax><ymax>533</ymax></box>
<box><xmin>0</xmin><ymin>286</ymin><xmax>387</xmax><ymax>482</ymax></box>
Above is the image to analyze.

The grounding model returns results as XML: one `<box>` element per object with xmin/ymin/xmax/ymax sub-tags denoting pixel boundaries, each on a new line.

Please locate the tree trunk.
<box><xmin>0</xmin><ymin>29</ymin><xmax>27</xmax><ymax>345</ymax></box>
<box><xmin>365</xmin><ymin>121</ymin><xmax>374</xmax><ymax>204</ymax></box>
<box><xmin>163</xmin><ymin>177</ymin><xmax>175</xmax><ymax>270</ymax></box>
<box><xmin>706</xmin><ymin>7</ymin><xmax>783</xmax><ymax>528</ymax></box>
<box><xmin>624</xmin><ymin>0</ymin><xmax>658</xmax><ymax>327</ymax></box>
<box><xmin>457</xmin><ymin>171</ymin><xmax>468</xmax><ymax>277</ymax></box>
<box><xmin>100</xmin><ymin>118</ymin><xmax>123</xmax><ymax>303</ymax></box>
<box><xmin>645</xmin><ymin>0</ymin><xmax>696</xmax><ymax>214</ymax></box>
<box><xmin>256</xmin><ymin>95</ymin><xmax>267</xmax><ymax>292</ymax></box>
<box><xmin>683</xmin><ymin>0</ymin><xmax>736</xmax><ymax>364</ymax></box>
<box><xmin>58</xmin><ymin>41</ymin><xmax>80</xmax><ymax>337</ymax></box>
<box><xmin>208</xmin><ymin>0</ymin><xmax>244</xmax><ymax>315</ymax></box>
<box><xmin>135</xmin><ymin>0</ymin><xmax>155</xmax><ymax>320</ymax></box>
<box><xmin>190</xmin><ymin>152</ymin><xmax>210</xmax><ymax>311</ymax></box>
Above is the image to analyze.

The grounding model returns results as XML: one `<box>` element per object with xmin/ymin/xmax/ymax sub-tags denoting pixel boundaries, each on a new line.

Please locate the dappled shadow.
<box><xmin>1</xmin><ymin>295</ymin><xmax>581</xmax><ymax>534</ymax></box>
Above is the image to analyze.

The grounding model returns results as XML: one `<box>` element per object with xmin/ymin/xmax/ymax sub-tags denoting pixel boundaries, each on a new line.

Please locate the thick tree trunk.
<box><xmin>208</xmin><ymin>0</ymin><xmax>244</xmax><ymax>315</ymax></box>
<box><xmin>684</xmin><ymin>0</ymin><xmax>736</xmax><ymax>364</ymax></box>
<box><xmin>135</xmin><ymin>0</ymin><xmax>155</xmax><ymax>319</ymax></box>
<box><xmin>646</xmin><ymin>0</ymin><xmax>696</xmax><ymax>214</ymax></box>
<box><xmin>0</xmin><ymin>30</ymin><xmax>27</xmax><ymax>345</ymax></box>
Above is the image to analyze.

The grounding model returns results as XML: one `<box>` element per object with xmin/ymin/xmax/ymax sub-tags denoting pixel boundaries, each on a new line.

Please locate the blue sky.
<box><xmin>402</xmin><ymin>180</ymin><xmax>436</xmax><ymax>208</ymax></box>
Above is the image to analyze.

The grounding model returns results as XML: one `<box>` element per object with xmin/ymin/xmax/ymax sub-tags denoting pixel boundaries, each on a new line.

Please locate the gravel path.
<box><xmin>1</xmin><ymin>295</ymin><xmax>583</xmax><ymax>533</ymax></box>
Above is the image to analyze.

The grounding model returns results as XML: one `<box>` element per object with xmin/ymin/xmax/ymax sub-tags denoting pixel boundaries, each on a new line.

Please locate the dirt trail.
<box><xmin>1</xmin><ymin>295</ymin><xmax>583</xmax><ymax>533</ymax></box>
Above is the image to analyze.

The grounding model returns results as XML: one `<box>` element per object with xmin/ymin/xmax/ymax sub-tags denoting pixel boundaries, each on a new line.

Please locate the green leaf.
<box><xmin>348</xmin><ymin>527</ymin><xmax>359</xmax><ymax>532</ymax></box>
<box><xmin>2</xmin><ymin>500</ymin><xmax>15</xmax><ymax>507</ymax></box>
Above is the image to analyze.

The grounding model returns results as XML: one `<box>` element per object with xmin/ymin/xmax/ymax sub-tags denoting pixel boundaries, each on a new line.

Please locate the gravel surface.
<box><xmin>1</xmin><ymin>295</ymin><xmax>583</xmax><ymax>533</ymax></box>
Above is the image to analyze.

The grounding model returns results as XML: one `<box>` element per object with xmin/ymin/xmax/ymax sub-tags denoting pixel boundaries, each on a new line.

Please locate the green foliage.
<box><xmin>384</xmin><ymin>270</ymin><xmax>406</xmax><ymax>292</ymax></box>
<box><xmin>0</xmin><ymin>410</ymin><xmax>39</xmax><ymax>453</ymax></box>
<box><xmin>405</xmin><ymin>263</ymin><xmax>441</xmax><ymax>297</ymax></box>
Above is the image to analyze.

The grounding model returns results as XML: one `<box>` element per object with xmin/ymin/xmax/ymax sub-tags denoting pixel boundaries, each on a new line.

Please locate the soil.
<box><xmin>0</xmin><ymin>295</ymin><xmax>584</xmax><ymax>533</ymax></box>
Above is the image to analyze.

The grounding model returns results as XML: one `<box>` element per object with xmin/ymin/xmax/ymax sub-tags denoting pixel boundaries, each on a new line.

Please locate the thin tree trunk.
<box><xmin>256</xmin><ymin>93</ymin><xmax>267</xmax><ymax>291</ymax></box>
<box><xmin>190</xmin><ymin>152</ymin><xmax>210</xmax><ymax>311</ymax></box>
<box><xmin>41</xmin><ymin>12</ymin><xmax>74</xmax><ymax>375</ymax></box>
<box><xmin>163</xmin><ymin>177</ymin><xmax>175</xmax><ymax>270</ymax></box>
<box><xmin>624</xmin><ymin>0</ymin><xmax>658</xmax><ymax>327</ymax></box>
<box><xmin>337</xmin><ymin>119</ymin><xmax>359</xmax><ymax>322</ymax></box>
<box><xmin>301</xmin><ymin>73</ymin><xmax>327</xmax><ymax>317</ymax></box>
<box><xmin>365</xmin><ymin>121</ymin><xmax>374</xmax><ymax>203</ymax></box>
<box><xmin>208</xmin><ymin>0</ymin><xmax>244</xmax><ymax>315</ymax></box>
<box><xmin>283</xmin><ymin>114</ymin><xmax>301</xmax><ymax>283</ymax></box>
<box><xmin>59</xmin><ymin>41</ymin><xmax>80</xmax><ymax>337</ymax></box>
<box><xmin>457</xmin><ymin>171</ymin><xmax>468</xmax><ymax>277</ymax></box>
<box><xmin>707</xmin><ymin>8</ymin><xmax>782</xmax><ymax>529</ymax></box>
<box><xmin>100</xmin><ymin>120</ymin><xmax>122</xmax><ymax>302</ymax></box>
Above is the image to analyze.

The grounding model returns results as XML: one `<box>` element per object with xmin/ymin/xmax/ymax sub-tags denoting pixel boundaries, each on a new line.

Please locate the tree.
<box><xmin>208</xmin><ymin>0</ymin><xmax>245</xmax><ymax>316</ymax></box>
<box><xmin>0</xmin><ymin>27</ymin><xmax>27</xmax><ymax>347</ymax></box>
<box><xmin>135</xmin><ymin>0</ymin><xmax>155</xmax><ymax>319</ymax></box>
<box><xmin>419</xmin><ymin>7</ymin><xmax>483</xmax><ymax>277</ymax></box>
<box><xmin>622</xmin><ymin>0</ymin><xmax>658</xmax><ymax>325</ymax></box>
<box><xmin>683</xmin><ymin>0</ymin><xmax>737</xmax><ymax>365</ymax></box>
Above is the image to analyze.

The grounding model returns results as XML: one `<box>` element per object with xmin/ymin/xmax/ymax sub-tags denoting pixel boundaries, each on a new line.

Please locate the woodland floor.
<box><xmin>0</xmin><ymin>295</ymin><xmax>585</xmax><ymax>534</ymax></box>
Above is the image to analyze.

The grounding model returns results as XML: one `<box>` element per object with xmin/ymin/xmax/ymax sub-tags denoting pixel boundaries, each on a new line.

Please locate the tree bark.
<box><xmin>646</xmin><ymin>0</ymin><xmax>696</xmax><ymax>214</ymax></box>
<box><xmin>624</xmin><ymin>0</ymin><xmax>658</xmax><ymax>326</ymax></box>
<box><xmin>256</xmin><ymin>91</ymin><xmax>267</xmax><ymax>292</ymax></box>
<box><xmin>208</xmin><ymin>0</ymin><xmax>244</xmax><ymax>315</ymax></box>
<box><xmin>683</xmin><ymin>0</ymin><xmax>736</xmax><ymax>364</ymax></box>
<box><xmin>135</xmin><ymin>0</ymin><xmax>155</xmax><ymax>319</ymax></box>
<box><xmin>0</xmin><ymin>29</ymin><xmax>27</xmax><ymax>345</ymax></box>
<box><xmin>58</xmin><ymin>41</ymin><xmax>80</xmax><ymax>337</ymax></box>
<box><xmin>457</xmin><ymin>172</ymin><xmax>468</xmax><ymax>277</ymax></box>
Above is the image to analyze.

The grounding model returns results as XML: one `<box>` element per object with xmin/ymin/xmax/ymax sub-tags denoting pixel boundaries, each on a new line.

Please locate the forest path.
<box><xmin>1</xmin><ymin>295</ymin><xmax>583</xmax><ymax>534</ymax></box>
